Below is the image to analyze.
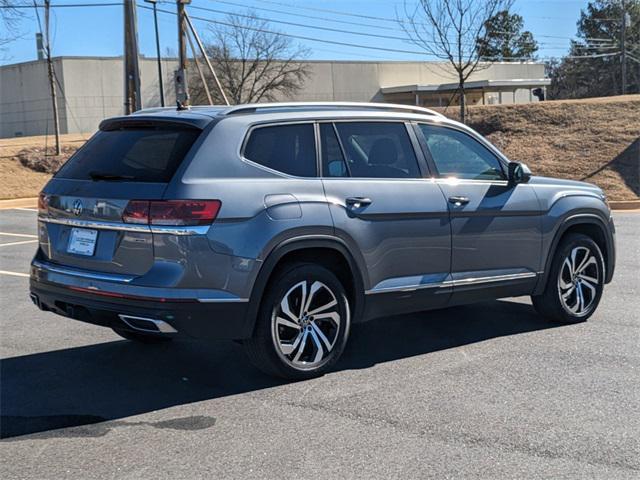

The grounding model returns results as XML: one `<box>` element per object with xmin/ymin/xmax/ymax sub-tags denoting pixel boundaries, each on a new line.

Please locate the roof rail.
<box><xmin>221</xmin><ymin>102</ymin><xmax>445</xmax><ymax>118</ymax></box>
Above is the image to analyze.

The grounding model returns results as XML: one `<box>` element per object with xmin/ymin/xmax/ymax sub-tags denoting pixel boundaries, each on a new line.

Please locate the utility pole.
<box><xmin>123</xmin><ymin>0</ymin><xmax>142</xmax><ymax>114</ymax></box>
<box><xmin>43</xmin><ymin>0</ymin><xmax>60</xmax><ymax>155</ymax></box>
<box><xmin>621</xmin><ymin>0</ymin><xmax>627</xmax><ymax>95</ymax></box>
<box><xmin>175</xmin><ymin>0</ymin><xmax>191</xmax><ymax>109</ymax></box>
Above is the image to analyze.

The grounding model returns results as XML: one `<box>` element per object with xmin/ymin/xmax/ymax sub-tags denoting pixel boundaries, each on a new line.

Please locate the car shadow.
<box><xmin>581</xmin><ymin>138</ymin><xmax>639</xmax><ymax>197</ymax></box>
<box><xmin>1</xmin><ymin>299</ymin><xmax>559</xmax><ymax>439</ymax></box>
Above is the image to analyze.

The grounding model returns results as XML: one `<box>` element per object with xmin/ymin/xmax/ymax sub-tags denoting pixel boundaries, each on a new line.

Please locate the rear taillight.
<box><xmin>122</xmin><ymin>200</ymin><xmax>221</xmax><ymax>226</ymax></box>
<box><xmin>122</xmin><ymin>200</ymin><xmax>150</xmax><ymax>224</ymax></box>
<box><xmin>38</xmin><ymin>193</ymin><xmax>49</xmax><ymax>214</ymax></box>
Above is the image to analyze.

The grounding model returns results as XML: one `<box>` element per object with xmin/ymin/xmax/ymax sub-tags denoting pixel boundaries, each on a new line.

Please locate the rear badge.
<box><xmin>72</xmin><ymin>199</ymin><xmax>83</xmax><ymax>216</ymax></box>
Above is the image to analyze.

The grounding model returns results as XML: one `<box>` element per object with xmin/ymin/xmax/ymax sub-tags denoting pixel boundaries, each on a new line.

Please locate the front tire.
<box><xmin>532</xmin><ymin>233</ymin><xmax>605</xmax><ymax>323</ymax></box>
<box><xmin>244</xmin><ymin>263</ymin><xmax>351</xmax><ymax>380</ymax></box>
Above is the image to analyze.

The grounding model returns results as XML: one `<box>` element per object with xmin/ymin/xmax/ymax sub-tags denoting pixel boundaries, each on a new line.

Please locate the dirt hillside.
<box><xmin>0</xmin><ymin>134</ymin><xmax>86</xmax><ymax>200</ymax></box>
<box><xmin>1</xmin><ymin>96</ymin><xmax>638</xmax><ymax>200</ymax></box>
<box><xmin>442</xmin><ymin>95</ymin><xmax>639</xmax><ymax>200</ymax></box>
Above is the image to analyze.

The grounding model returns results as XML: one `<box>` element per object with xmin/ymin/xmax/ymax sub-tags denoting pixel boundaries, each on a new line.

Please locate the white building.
<box><xmin>0</xmin><ymin>56</ymin><xmax>549</xmax><ymax>138</ymax></box>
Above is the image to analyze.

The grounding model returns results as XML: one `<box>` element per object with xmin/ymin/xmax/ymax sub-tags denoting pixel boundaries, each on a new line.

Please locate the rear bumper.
<box><xmin>30</xmin><ymin>275</ymin><xmax>252</xmax><ymax>341</ymax></box>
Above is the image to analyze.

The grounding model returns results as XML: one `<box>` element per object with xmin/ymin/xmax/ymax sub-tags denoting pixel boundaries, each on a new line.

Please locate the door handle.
<box><xmin>346</xmin><ymin>197</ymin><xmax>372</xmax><ymax>209</ymax></box>
<box><xmin>448</xmin><ymin>196</ymin><xmax>470</xmax><ymax>206</ymax></box>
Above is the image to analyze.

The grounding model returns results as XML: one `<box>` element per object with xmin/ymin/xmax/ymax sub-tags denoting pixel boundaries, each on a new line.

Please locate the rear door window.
<box><xmin>56</xmin><ymin>126</ymin><xmax>201</xmax><ymax>183</ymax></box>
<box><xmin>333</xmin><ymin>122</ymin><xmax>421</xmax><ymax>179</ymax></box>
<box><xmin>243</xmin><ymin>123</ymin><xmax>317</xmax><ymax>177</ymax></box>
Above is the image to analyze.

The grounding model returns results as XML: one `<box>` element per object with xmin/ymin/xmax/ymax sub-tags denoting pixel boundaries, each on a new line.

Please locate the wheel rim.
<box><xmin>271</xmin><ymin>280</ymin><xmax>341</xmax><ymax>370</ymax></box>
<box><xmin>557</xmin><ymin>246</ymin><xmax>600</xmax><ymax>316</ymax></box>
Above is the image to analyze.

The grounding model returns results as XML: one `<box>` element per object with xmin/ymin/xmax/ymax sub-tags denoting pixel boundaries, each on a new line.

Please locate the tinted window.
<box><xmin>333</xmin><ymin>122</ymin><xmax>421</xmax><ymax>179</ymax></box>
<box><xmin>244</xmin><ymin>123</ymin><xmax>316</xmax><ymax>177</ymax></box>
<box><xmin>419</xmin><ymin>124</ymin><xmax>504</xmax><ymax>180</ymax></box>
<box><xmin>56</xmin><ymin>126</ymin><xmax>201</xmax><ymax>183</ymax></box>
<box><xmin>320</xmin><ymin>123</ymin><xmax>348</xmax><ymax>177</ymax></box>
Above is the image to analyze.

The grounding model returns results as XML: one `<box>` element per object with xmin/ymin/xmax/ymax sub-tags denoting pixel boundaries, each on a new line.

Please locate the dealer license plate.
<box><xmin>67</xmin><ymin>228</ymin><xmax>98</xmax><ymax>256</ymax></box>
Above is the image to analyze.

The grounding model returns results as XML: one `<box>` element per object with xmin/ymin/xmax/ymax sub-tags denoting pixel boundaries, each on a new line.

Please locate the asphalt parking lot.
<box><xmin>0</xmin><ymin>208</ymin><xmax>638</xmax><ymax>479</ymax></box>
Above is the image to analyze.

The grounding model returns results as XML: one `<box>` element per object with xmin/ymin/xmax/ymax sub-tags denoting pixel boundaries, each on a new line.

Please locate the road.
<box><xmin>1</xmin><ymin>208</ymin><xmax>638</xmax><ymax>479</ymax></box>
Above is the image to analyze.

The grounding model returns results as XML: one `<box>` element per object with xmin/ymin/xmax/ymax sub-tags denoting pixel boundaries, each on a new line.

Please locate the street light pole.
<box><xmin>145</xmin><ymin>0</ymin><xmax>165</xmax><ymax>107</ymax></box>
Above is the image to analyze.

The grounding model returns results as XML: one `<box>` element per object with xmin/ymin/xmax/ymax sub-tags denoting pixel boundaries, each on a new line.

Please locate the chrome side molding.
<box><xmin>366</xmin><ymin>271</ymin><xmax>538</xmax><ymax>295</ymax></box>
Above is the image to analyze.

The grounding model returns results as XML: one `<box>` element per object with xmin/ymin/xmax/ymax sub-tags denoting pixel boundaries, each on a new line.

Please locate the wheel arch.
<box><xmin>535</xmin><ymin>213</ymin><xmax>615</xmax><ymax>295</ymax></box>
<box><xmin>244</xmin><ymin>236</ymin><xmax>367</xmax><ymax>338</ymax></box>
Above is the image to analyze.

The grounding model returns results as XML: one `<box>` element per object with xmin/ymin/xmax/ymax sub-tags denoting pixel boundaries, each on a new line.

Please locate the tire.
<box><xmin>112</xmin><ymin>328</ymin><xmax>173</xmax><ymax>344</ymax></box>
<box><xmin>244</xmin><ymin>263</ymin><xmax>351</xmax><ymax>380</ymax></box>
<box><xmin>532</xmin><ymin>233</ymin><xmax>605</xmax><ymax>323</ymax></box>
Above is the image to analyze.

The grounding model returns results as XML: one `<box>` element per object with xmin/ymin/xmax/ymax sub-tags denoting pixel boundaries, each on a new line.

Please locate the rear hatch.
<box><xmin>38</xmin><ymin>119</ymin><xmax>203</xmax><ymax>276</ymax></box>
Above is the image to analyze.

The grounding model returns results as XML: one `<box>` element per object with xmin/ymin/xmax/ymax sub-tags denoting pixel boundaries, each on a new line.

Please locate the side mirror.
<box><xmin>508</xmin><ymin>162</ymin><xmax>531</xmax><ymax>186</ymax></box>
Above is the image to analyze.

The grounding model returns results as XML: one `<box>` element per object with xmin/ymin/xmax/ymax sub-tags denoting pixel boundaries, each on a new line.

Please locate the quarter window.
<box><xmin>244</xmin><ymin>123</ymin><xmax>317</xmax><ymax>177</ymax></box>
<box><xmin>320</xmin><ymin>123</ymin><xmax>349</xmax><ymax>177</ymax></box>
<box><xmin>419</xmin><ymin>124</ymin><xmax>505</xmax><ymax>181</ymax></box>
<box><xmin>329</xmin><ymin>122</ymin><xmax>421</xmax><ymax>179</ymax></box>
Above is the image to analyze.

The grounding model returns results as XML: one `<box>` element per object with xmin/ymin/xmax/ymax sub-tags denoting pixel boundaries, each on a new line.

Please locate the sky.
<box><xmin>1</xmin><ymin>0</ymin><xmax>593</xmax><ymax>66</ymax></box>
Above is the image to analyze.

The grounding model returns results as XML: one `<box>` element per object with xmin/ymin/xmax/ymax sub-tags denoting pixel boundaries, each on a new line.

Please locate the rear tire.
<box><xmin>112</xmin><ymin>328</ymin><xmax>173</xmax><ymax>344</ymax></box>
<box><xmin>244</xmin><ymin>263</ymin><xmax>351</xmax><ymax>380</ymax></box>
<box><xmin>532</xmin><ymin>233</ymin><xmax>605</xmax><ymax>323</ymax></box>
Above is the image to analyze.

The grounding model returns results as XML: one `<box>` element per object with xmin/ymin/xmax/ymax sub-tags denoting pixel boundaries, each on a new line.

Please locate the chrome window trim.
<box><xmin>365</xmin><ymin>271</ymin><xmax>538</xmax><ymax>295</ymax></box>
<box><xmin>38</xmin><ymin>216</ymin><xmax>209</xmax><ymax>236</ymax></box>
<box><xmin>433</xmin><ymin>178</ymin><xmax>511</xmax><ymax>187</ymax></box>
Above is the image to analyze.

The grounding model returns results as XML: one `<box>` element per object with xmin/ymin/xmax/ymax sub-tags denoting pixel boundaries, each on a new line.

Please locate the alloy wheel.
<box><xmin>271</xmin><ymin>280</ymin><xmax>342</xmax><ymax>369</ymax></box>
<box><xmin>557</xmin><ymin>246</ymin><xmax>600</xmax><ymax>316</ymax></box>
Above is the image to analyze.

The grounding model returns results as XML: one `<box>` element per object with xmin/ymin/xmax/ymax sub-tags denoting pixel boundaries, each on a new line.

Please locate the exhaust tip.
<box><xmin>30</xmin><ymin>293</ymin><xmax>41</xmax><ymax>309</ymax></box>
<box><xmin>118</xmin><ymin>314</ymin><xmax>178</xmax><ymax>334</ymax></box>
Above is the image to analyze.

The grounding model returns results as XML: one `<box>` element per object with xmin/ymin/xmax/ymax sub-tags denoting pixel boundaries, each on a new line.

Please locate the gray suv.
<box><xmin>30</xmin><ymin>102</ymin><xmax>616</xmax><ymax>379</ymax></box>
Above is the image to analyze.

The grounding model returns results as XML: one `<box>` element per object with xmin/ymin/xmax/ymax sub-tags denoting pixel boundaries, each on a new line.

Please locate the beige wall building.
<box><xmin>0</xmin><ymin>57</ymin><xmax>548</xmax><ymax>138</ymax></box>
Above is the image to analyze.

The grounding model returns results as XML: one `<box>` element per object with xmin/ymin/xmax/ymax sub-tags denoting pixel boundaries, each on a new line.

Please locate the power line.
<box><xmin>143</xmin><ymin>5</ymin><xmax>622</xmax><ymax>63</ymax></box>
<box><xmin>204</xmin><ymin>0</ymin><xmax>573</xmax><ymax>46</ymax></box>
<box><xmin>139</xmin><ymin>4</ymin><xmax>439</xmax><ymax>58</ymax></box>
<box><xmin>254</xmin><ymin>0</ymin><xmax>615</xmax><ymax>28</ymax></box>
<box><xmin>194</xmin><ymin>2</ymin><xmax>573</xmax><ymax>50</ymax></box>
<box><xmin>197</xmin><ymin>0</ymin><xmax>404</xmax><ymax>34</ymax></box>
<box><xmin>0</xmin><ymin>3</ymin><xmax>122</xmax><ymax>7</ymax></box>
<box><xmin>189</xmin><ymin>4</ymin><xmax>417</xmax><ymax>44</ymax></box>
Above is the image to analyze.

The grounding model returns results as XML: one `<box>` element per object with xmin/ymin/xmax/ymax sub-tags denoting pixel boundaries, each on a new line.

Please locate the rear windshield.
<box><xmin>56</xmin><ymin>126</ymin><xmax>201</xmax><ymax>183</ymax></box>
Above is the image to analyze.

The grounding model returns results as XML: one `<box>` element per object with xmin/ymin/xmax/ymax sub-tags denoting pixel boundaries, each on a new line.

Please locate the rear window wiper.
<box><xmin>89</xmin><ymin>171</ymin><xmax>138</xmax><ymax>181</ymax></box>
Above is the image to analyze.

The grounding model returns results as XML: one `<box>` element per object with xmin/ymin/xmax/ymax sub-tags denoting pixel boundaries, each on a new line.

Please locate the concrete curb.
<box><xmin>609</xmin><ymin>200</ymin><xmax>640</xmax><ymax>211</ymax></box>
<box><xmin>0</xmin><ymin>197</ymin><xmax>38</xmax><ymax>210</ymax></box>
<box><xmin>1</xmin><ymin>197</ymin><xmax>639</xmax><ymax>211</ymax></box>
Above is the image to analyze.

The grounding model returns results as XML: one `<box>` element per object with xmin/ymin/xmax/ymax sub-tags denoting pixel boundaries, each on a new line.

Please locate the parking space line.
<box><xmin>0</xmin><ymin>232</ymin><xmax>38</xmax><ymax>239</ymax></box>
<box><xmin>0</xmin><ymin>240</ymin><xmax>39</xmax><ymax>247</ymax></box>
<box><xmin>0</xmin><ymin>270</ymin><xmax>29</xmax><ymax>278</ymax></box>
<box><xmin>14</xmin><ymin>208</ymin><xmax>38</xmax><ymax>212</ymax></box>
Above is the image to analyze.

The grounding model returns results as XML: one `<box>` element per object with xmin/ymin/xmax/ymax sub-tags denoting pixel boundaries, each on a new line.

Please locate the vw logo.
<box><xmin>71</xmin><ymin>200</ymin><xmax>83</xmax><ymax>216</ymax></box>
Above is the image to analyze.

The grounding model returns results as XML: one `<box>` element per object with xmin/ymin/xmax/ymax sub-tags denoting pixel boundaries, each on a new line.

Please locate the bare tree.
<box><xmin>1</xmin><ymin>0</ymin><xmax>27</xmax><ymax>60</ymax></box>
<box><xmin>190</xmin><ymin>11</ymin><xmax>310</xmax><ymax>105</ymax></box>
<box><xmin>400</xmin><ymin>0</ymin><xmax>513</xmax><ymax>122</ymax></box>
